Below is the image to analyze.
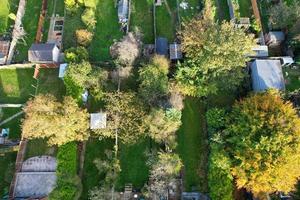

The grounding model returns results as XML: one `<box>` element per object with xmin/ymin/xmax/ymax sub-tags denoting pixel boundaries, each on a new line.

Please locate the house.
<box><xmin>251</xmin><ymin>59</ymin><xmax>285</xmax><ymax>92</ymax></box>
<box><xmin>28</xmin><ymin>43</ymin><xmax>60</xmax><ymax>63</ymax></box>
<box><xmin>58</xmin><ymin>63</ymin><xmax>68</xmax><ymax>78</ymax></box>
<box><xmin>265</xmin><ymin>31</ymin><xmax>285</xmax><ymax>46</ymax></box>
<box><xmin>155</xmin><ymin>37</ymin><xmax>168</xmax><ymax>56</ymax></box>
<box><xmin>90</xmin><ymin>112</ymin><xmax>107</xmax><ymax>129</ymax></box>
<box><xmin>118</xmin><ymin>0</ymin><xmax>129</xmax><ymax>23</ymax></box>
<box><xmin>251</xmin><ymin>45</ymin><xmax>269</xmax><ymax>57</ymax></box>
<box><xmin>0</xmin><ymin>40</ymin><xmax>10</xmax><ymax>65</ymax></box>
<box><xmin>169</xmin><ymin>43</ymin><xmax>183</xmax><ymax>60</ymax></box>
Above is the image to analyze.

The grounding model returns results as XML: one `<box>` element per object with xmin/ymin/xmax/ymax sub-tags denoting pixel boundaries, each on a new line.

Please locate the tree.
<box><xmin>139</xmin><ymin>55</ymin><xmax>170</xmax><ymax>106</ymax></box>
<box><xmin>93</xmin><ymin>92</ymin><xmax>146</xmax><ymax>145</ymax></box>
<box><xmin>64</xmin><ymin>61</ymin><xmax>107</xmax><ymax>99</ymax></box>
<box><xmin>176</xmin><ymin>17</ymin><xmax>255</xmax><ymax>97</ymax></box>
<box><xmin>269</xmin><ymin>1</ymin><xmax>300</xmax><ymax>30</ymax></box>
<box><xmin>110</xmin><ymin>32</ymin><xmax>142</xmax><ymax>67</ymax></box>
<box><xmin>22</xmin><ymin>95</ymin><xmax>89</xmax><ymax>146</ymax></box>
<box><xmin>146</xmin><ymin>152</ymin><xmax>182</xmax><ymax>199</ymax></box>
<box><xmin>145</xmin><ymin>108</ymin><xmax>181</xmax><ymax>149</ymax></box>
<box><xmin>81</xmin><ymin>8</ymin><xmax>96</xmax><ymax>30</ymax></box>
<box><xmin>75</xmin><ymin>29</ymin><xmax>94</xmax><ymax>46</ymax></box>
<box><xmin>65</xmin><ymin>47</ymin><xmax>89</xmax><ymax>63</ymax></box>
<box><xmin>224</xmin><ymin>91</ymin><xmax>300</xmax><ymax>196</ymax></box>
<box><xmin>64</xmin><ymin>0</ymin><xmax>78</xmax><ymax>12</ymax></box>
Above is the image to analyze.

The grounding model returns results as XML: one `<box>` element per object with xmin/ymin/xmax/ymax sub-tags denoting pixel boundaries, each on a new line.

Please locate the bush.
<box><xmin>208</xmin><ymin>144</ymin><xmax>234</xmax><ymax>200</ymax></box>
<box><xmin>75</xmin><ymin>29</ymin><xmax>94</xmax><ymax>46</ymax></box>
<box><xmin>84</xmin><ymin>0</ymin><xmax>98</xmax><ymax>8</ymax></box>
<box><xmin>49</xmin><ymin>142</ymin><xmax>79</xmax><ymax>200</ymax></box>
<box><xmin>64</xmin><ymin>46</ymin><xmax>89</xmax><ymax>63</ymax></box>
<box><xmin>206</xmin><ymin>108</ymin><xmax>226</xmax><ymax>136</ymax></box>
<box><xmin>81</xmin><ymin>8</ymin><xmax>96</xmax><ymax>30</ymax></box>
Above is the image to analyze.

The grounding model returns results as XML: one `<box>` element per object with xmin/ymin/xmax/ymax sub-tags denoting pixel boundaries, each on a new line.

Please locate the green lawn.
<box><xmin>130</xmin><ymin>0</ymin><xmax>154</xmax><ymax>43</ymax></box>
<box><xmin>116</xmin><ymin>140</ymin><xmax>150</xmax><ymax>190</ymax></box>
<box><xmin>179</xmin><ymin>0</ymin><xmax>202</xmax><ymax>21</ymax></box>
<box><xmin>284</xmin><ymin>67</ymin><xmax>300</xmax><ymax>92</ymax></box>
<box><xmin>25</xmin><ymin>139</ymin><xmax>57</xmax><ymax>159</ymax></box>
<box><xmin>63</xmin><ymin>8</ymin><xmax>85</xmax><ymax>50</ymax></box>
<box><xmin>0</xmin><ymin>67</ymin><xmax>35</xmax><ymax>103</ymax></box>
<box><xmin>89</xmin><ymin>0</ymin><xmax>123</xmax><ymax>62</ymax></box>
<box><xmin>156</xmin><ymin>0</ymin><xmax>176</xmax><ymax>41</ymax></box>
<box><xmin>215</xmin><ymin>0</ymin><xmax>230</xmax><ymax>21</ymax></box>
<box><xmin>0</xmin><ymin>0</ymin><xmax>19</xmax><ymax>34</ymax></box>
<box><xmin>0</xmin><ymin>152</ymin><xmax>17</xmax><ymax>197</ymax></box>
<box><xmin>177</xmin><ymin>97</ymin><xmax>208</xmax><ymax>192</ymax></box>
<box><xmin>0</xmin><ymin>108</ymin><xmax>23</xmax><ymax>139</ymax></box>
<box><xmin>80</xmin><ymin>138</ymin><xmax>114</xmax><ymax>200</ymax></box>
<box><xmin>238</xmin><ymin>0</ymin><xmax>252</xmax><ymax>18</ymax></box>
<box><xmin>14</xmin><ymin>0</ymin><xmax>43</xmax><ymax>62</ymax></box>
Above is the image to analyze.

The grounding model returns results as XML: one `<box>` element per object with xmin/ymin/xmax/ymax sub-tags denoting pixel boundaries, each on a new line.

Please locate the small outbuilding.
<box><xmin>265</xmin><ymin>31</ymin><xmax>285</xmax><ymax>45</ymax></box>
<box><xmin>251</xmin><ymin>45</ymin><xmax>269</xmax><ymax>57</ymax></box>
<box><xmin>28</xmin><ymin>43</ymin><xmax>60</xmax><ymax>63</ymax></box>
<box><xmin>0</xmin><ymin>40</ymin><xmax>10</xmax><ymax>64</ymax></box>
<box><xmin>90</xmin><ymin>112</ymin><xmax>107</xmax><ymax>129</ymax></box>
<box><xmin>58</xmin><ymin>63</ymin><xmax>68</xmax><ymax>78</ymax></box>
<box><xmin>118</xmin><ymin>0</ymin><xmax>129</xmax><ymax>23</ymax></box>
<box><xmin>251</xmin><ymin>59</ymin><xmax>285</xmax><ymax>92</ymax></box>
<box><xmin>169</xmin><ymin>43</ymin><xmax>183</xmax><ymax>60</ymax></box>
<box><xmin>155</xmin><ymin>37</ymin><xmax>168</xmax><ymax>56</ymax></box>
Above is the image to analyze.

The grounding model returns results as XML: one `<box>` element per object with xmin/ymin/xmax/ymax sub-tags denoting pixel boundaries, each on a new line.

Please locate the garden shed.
<box><xmin>251</xmin><ymin>59</ymin><xmax>285</xmax><ymax>92</ymax></box>
<box><xmin>155</xmin><ymin>37</ymin><xmax>168</xmax><ymax>56</ymax></box>
<box><xmin>90</xmin><ymin>112</ymin><xmax>107</xmax><ymax>129</ymax></box>
<box><xmin>13</xmin><ymin>156</ymin><xmax>57</xmax><ymax>199</ymax></box>
<box><xmin>265</xmin><ymin>31</ymin><xmax>285</xmax><ymax>45</ymax></box>
<box><xmin>251</xmin><ymin>45</ymin><xmax>269</xmax><ymax>57</ymax></box>
<box><xmin>169</xmin><ymin>43</ymin><xmax>182</xmax><ymax>60</ymax></box>
<box><xmin>28</xmin><ymin>43</ymin><xmax>60</xmax><ymax>63</ymax></box>
<box><xmin>0</xmin><ymin>40</ymin><xmax>10</xmax><ymax>64</ymax></box>
<box><xmin>58</xmin><ymin>63</ymin><xmax>68</xmax><ymax>78</ymax></box>
<box><xmin>118</xmin><ymin>0</ymin><xmax>129</xmax><ymax>23</ymax></box>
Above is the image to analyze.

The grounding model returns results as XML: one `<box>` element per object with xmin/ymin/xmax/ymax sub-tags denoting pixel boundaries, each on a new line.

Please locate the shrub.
<box><xmin>208</xmin><ymin>144</ymin><xmax>234</xmax><ymax>200</ymax></box>
<box><xmin>206</xmin><ymin>108</ymin><xmax>226</xmax><ymax>136</ymax></box>
<box><xmin>84</xmin><ymin>0</ymin><xmax>98</xmax><ymax>8</ymax></box>
<box><xmin>49</xmin><ymin>142</ymin><xmax>79</xmax><ymax>200</ymax></box>
<box><xmin>64</xmin><ymin>46</ymin><xmax>89</xmax><ymax>63</ymax></box>
<box><xmin>81</xmin><ymin>8</ymin><xmax>96</xmax><ymax>30</ymax></box>
<box><xmin>75</xmin><ymin>29</ymin><xmax>94</xmax><ymax>46</ymax></box>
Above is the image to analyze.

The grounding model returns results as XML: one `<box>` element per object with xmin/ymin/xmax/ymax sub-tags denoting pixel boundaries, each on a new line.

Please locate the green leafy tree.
<box><xmin>22</xmin><ymin>95</ymin><xmax>89</xmax><ymax>146</ymax></box>
<box><xmin>269</xmin><ymin>1</ymin><xmax>300</xmax><ymax>30</ymax></box>
<box><xmin>139</xmin><ymin>55</ymin><xmax>170</xmax><ymax>105</ymax></box>
<box><xmin>176</xmin><ymin>17</ymin><xmax>255</xmax><ymax>97</ymax></box>
<box><xmin>81</xmin><ymin>8</ymin><xmax>96</xmax><ymax>30</ymax></box>
<box><xmin>145</xmin><ymin>108</ymin><xmax>181</xmax><ymax>149</ymax></box>
<box><xmin>75</xmin><ymin>29</ymin><xmax>94</xmax><ymax>46</ymax></box>
<box><xmin>224</xmin><ymin>91</ymin><xmax>300</xmax><ymax>196</ymax></box>
<box><xmin>93</xmin><ymin>92</ymin><xmax>146</xmax><ymax>145</ymax></box>
<box><xmin>65</xmin><ymin>47</ymin><xmax>89</xmax><ymax>63</ymax></box>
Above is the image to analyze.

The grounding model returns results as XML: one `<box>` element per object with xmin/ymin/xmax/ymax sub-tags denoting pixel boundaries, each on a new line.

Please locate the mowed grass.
<box><xmin>156</xmin><ymin>0</ymin><xmax>176</xmax><ymax>41</ymax></box>
<box><xmin>80</xmin><ymin>138</ymin><xmax>114</xmax><ymax>200</ymax></box>
<box><xmin>116</xmin><ymin>140</ymin><xmax>150</xmax><ymax>190</ymax></box>
<box><xmin>284</xmin><ymin>67</ymin><xmax>300</xmax><ymax>92</ymax></box>
<box><xmin>0</xmin><ymin>152</ymin><xmax>17</xmax><ymax>197</ymax></box>
<box><xmin>89</xmin><ymin>0</ymin><xmax>123</xmax><ymax>62</ymax></box>
<box><xmin>177</xmin><ymin>97</ymin><xmax>208</xmax><ymax>192</ymax></box>
<box><xmin>0</xmin><ymin>108</ymin><xmax>23</xmax><ymax>139</ymax></box>
<box><xmin>14</xmin><ymin>0</ymin><xmax>43</xmax><ymax>62</ymax></box>
<box><xmin>0</xmin><ymin>0</ymin><xmax>9</xmax><ymax>33</ymax></box>
<box><xmin>130</xmin><ymin>0</ymin><xmax>154</xmax><ymax>43</ymax></box>
<box><xmin>238</xmin><ymin>0</ymin><xmax>252</xmax><ymax>18</ymax></box>
<box><xmin>0</xmin><ymin>67</ymin><xmax>35</xmax><ymax>103</ymax></box>
<box><xmin>179</xmin><ymin>0</ymin><xmax>202</xmax><ymax>21</ymax></box>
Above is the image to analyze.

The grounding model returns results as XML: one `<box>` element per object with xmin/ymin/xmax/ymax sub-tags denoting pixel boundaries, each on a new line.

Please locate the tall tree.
<box><xmin>22</xmin><ymin>95</ymin><xmax>89</xmax><ymax>146</ymax></box>
<box><xmin>139</xmin><ymin>55</ymin><xmax>170</xmax><ymax>106</ymax></box>
<box><xmin>93</xmin><ymin>92</ymin><xmax>146</xmax><ymax>146</ymax></box>
<box><xmin>145</xmin><ymin>108</ymin><xmax>181</xmax><ymax>149</ymax></box>
<box><xmin>176</xmin><ymin>17</ymin><xmax>255</xmax><ymax>97</ymax></box>
<box><xmin>224</xmin><ymin>91</ymin><xmax>300</xmax><ymax>196</ymax></box>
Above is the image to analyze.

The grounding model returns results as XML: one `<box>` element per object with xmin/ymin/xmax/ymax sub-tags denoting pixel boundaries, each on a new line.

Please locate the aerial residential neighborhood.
<box><xmin>0</xmin><ymin>0</ymin><xmax>300</xmax><ymax>200</ymax></box>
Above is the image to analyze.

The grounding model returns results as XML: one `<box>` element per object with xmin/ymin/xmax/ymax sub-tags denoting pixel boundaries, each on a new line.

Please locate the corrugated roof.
<box><xmin>29</xmin><ymin>43</ymin><xmax>56</xmax><ymax>51</ymax></box>
<box><xmin>156</xmin><ymin>37</ymin><xmax>168</xmax><ymax>56</ymax></box>
<box><xmin>169</xmin><ymin>43</ymin><xmax>182</xmax><ymax>60</ymax></box>
<box><xmin>251</xmin><ymin>59</ymin><xmax>285</xmax><ymax>92</ymax></box>
<box><xmin>118</xmin><ymin>0</ymin><xmax>128</xmax><ymax>18</ymax></box>
<box><xmin>28</xmin><ymin>43</ymin><xmax>57</xmax><ymax>62</ymax></box>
